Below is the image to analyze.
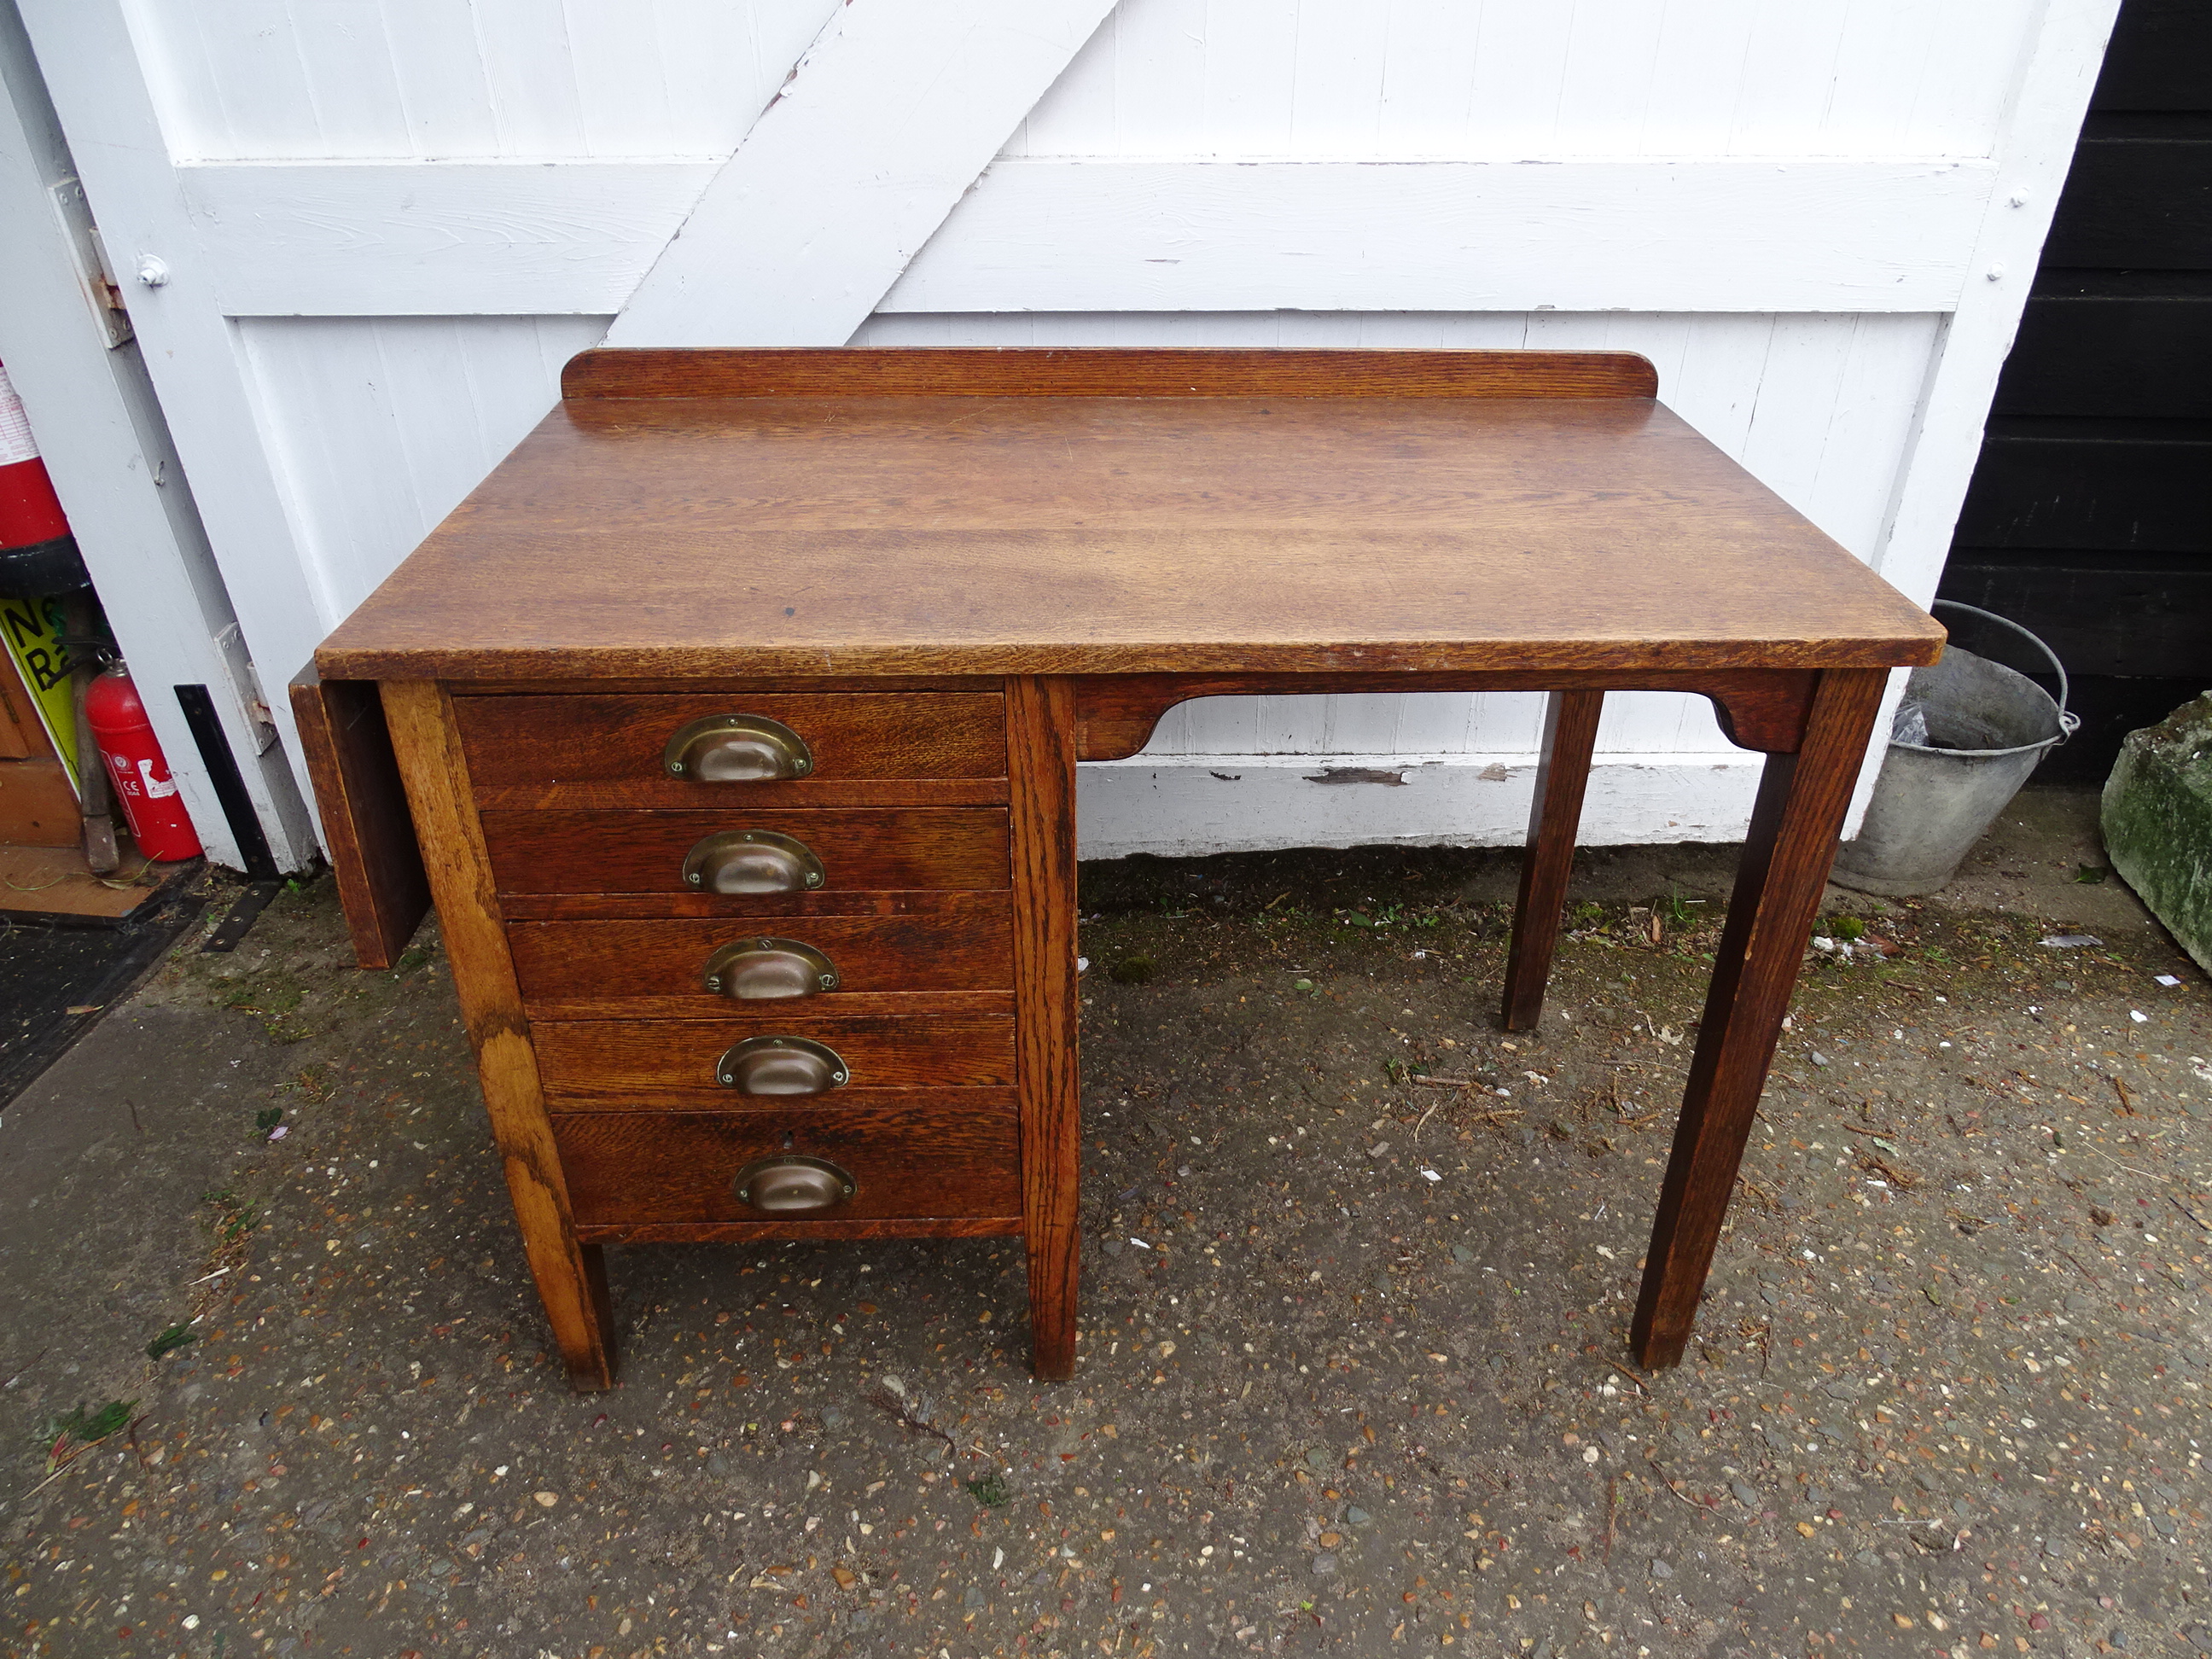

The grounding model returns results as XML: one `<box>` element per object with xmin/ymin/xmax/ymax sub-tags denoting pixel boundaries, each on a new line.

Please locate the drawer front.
<box><xmin>554</xmin><ymin>1100</ymin><xmax>1022</xmax><ymax>1225</ymax></box>
<box><xmin>509</xmin><ymin>900</ymin><xmax>1012</xmax><ymax>1017</ymax></box>
<box><xmin>533</xmin><ymin>1012</ymin><xmax>1016</xmax><ymax>1106</ymax></box>
<box><xmin>480</xmin><ymin>808</ymin><xmax>1008</xmax><ymax>896</ymax></box>
<box><xmin>457</xmin><ymin>692</ymin><xmax>1006</xmax><ymax>809</ymax></box>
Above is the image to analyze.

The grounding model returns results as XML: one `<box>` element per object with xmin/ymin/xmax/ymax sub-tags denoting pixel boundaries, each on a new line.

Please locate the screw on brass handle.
<box><xmin>715</xmin><ymin>1035</ymin><xmax>850</xmax><ymax>1095</ymax></box>
<box><xmin>732</xmin><ymin>1155</ymin><xmax>856</xmax><ymax>1214</ymax></box>
<box><xmin>701</xmin><ymin>937</ymin><xmax>839</xmax><ymax>998</ymax></box>
<box><xmin>680</xmin><ymin>830</ymin><xmax>826</xmax><ymax>894</ymax></box>
<box><xmin>664</xmin><ymin>713</ymin><xmax>814</xmax><ymax>781</ymax></box>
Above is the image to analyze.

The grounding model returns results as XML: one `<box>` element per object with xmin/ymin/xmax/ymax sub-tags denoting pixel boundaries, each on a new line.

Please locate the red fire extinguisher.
<box><xmin>84</xmin><ymin>662</ymin><xmax>202</xmax><ymax>862</ymax></box>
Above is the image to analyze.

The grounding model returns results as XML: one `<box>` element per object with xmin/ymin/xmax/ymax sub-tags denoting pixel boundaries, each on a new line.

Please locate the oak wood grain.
<box><xmin>480</xmin><ymin>808</ymin><xmax>1009</xmax><ymax>896</ymax></box>
<box><xmin>1631</xmin><ymin>667</ymin><xmax>1889</xmax><ymax>1371</ymax></box>
<box><xmin>1071</xmin><ymin>669</ymin><xmax>1820</xmax><ymax>760</ymax></box>
<box><xmin>455</xmin><ymin>691</ymin><xmax>1007</xmax><ymax>810</ymax></box>
<box><xmin>1501</xmin><ymin>691</ymin><xmax>1604</xmax><ymax>1031</ymax></box>
<box><xmin>1008</xmin><ymin>676</ymin><xmax>1081</xmax><ymax>1381</ymax></box>
<box><xmin>529</xmin><ymin>990</ymin><xmax>1011</xmax><ymax>1022</ymax></box>
<box><xmin>554</xmin><ymin>1102</ymin><xmax>1021</xmax><ymax>1225</ymax></box>
<box><xmin>379</xmin><ymin>681</ymin><xmax>614</xmax><ymax>1388</ymax></box>
<box><xmin>477</xmin><ymin>779</ymin><xmax>1008</xmax><ymax>811</ymax></box>
<box><xmin>575</xmin><ymin>1217</ymin><xmax>1022</xmax><ymax>1243</ymax></box>
<box><xmin>288</xmin><ymin>667</ymin><xmax>429</xmax><ymax>969</ymax></box>
<box><xmin>453</xmin><ymin>676</ymin><xmax>1006</xmax><ymax>697</ymax></box>
<box><xmin>533</xmin><ymin>1012</ymin><xmax>1015</xmax><ymax>1103</ymax></box>
<box><xmin>498</xmin><ymin>888</ymin><xmax>1009</xmax><ymax>923</ymax></box>
<box><xmin>298</xmin><ymin>350</ymin><xmax>1957</xmax><ymax>1390</ymax></box>
<box><xmin>562</xmin><ymin>346</ymin><xmax>1660</xmax><ymax>401</ymax></box>
<box><xmin>508</xmin><ymin>901</ymin><xmax>1013</xmax><ymax>1018</ymax></box>
<box><xmin>318</xmin><ymin>355</ymin><xmax>1944</xmax><ymax>684</ymax></box>
<box><xmin>543</xmin><ymin>1085</ymin><xmax>1017</xmax><ymax>1118</ymax></box>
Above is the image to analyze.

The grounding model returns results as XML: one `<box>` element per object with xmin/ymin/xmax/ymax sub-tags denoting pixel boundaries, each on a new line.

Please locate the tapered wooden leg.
<box><xmin>1631</xmin><ymin>668</ymin><xmax>1886</xmax><ymax>1370</ymax></box>
<box><xmin>382</xmin><ymin>681</ymin><xmax>617</xmax><ymax>1390</ymax></box>
<box><xmin>1501</xmin><ymin>690</ymin><xmax>1604</xmax><ymax>1030</ymax></box>
<box><xmin>1007</xmin><ymin>676</ymin><xmax>1081</xmax><ymax>1380</ymax></box>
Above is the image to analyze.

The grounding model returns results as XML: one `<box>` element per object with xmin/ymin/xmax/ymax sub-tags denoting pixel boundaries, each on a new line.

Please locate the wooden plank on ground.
<box><xmin>0</xmin><ymin>844</ymin><xmax>192</xmax><ymax>921</ymax></box>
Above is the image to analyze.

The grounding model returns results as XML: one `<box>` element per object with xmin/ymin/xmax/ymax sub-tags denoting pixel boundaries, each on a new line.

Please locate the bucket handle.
<box><xmin>1930</xmin><ymin>599</ymin><xmax>2079</xmax><ymax>742</ymax></box>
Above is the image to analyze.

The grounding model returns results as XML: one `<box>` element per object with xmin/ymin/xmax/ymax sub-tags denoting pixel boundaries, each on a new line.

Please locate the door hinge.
<box><xmin>212</xmin><ymin>625</ymin><xmax>278</xmax><ymax>754</ymax></box>
<box><xmin>48</xmin><ymin>178</ymin><xmax>133</xmax><ymax>350</ymax></box>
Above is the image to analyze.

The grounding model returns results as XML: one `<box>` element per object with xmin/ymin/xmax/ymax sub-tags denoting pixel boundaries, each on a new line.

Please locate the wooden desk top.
<box><xmin>317</xmin><ymin>349</ymin><xmax>1943</xmax><ymax>683</ymax></box>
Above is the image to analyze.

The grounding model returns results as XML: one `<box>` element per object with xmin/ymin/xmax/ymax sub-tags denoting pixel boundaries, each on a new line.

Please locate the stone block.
<box><xmin>2103</xmin><ymin>690</ymin><xmax>2212</xmax><ymax>974</ymax></box>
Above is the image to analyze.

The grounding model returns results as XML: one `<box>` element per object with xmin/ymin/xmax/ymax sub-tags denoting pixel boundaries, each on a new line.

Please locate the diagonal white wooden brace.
<box><xmin>607</xmin><ymin>0</ymin><xmax>1121</xmax><ymax>348</ymax></box>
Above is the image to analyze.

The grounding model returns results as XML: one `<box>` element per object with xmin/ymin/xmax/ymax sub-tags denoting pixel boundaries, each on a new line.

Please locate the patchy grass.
<box><xmin>38</xmin><ymin>1399</ymin><xmax>138</xmax><ymax>1474</ymax></box>
<box><xmin>201</xmin><ymin>1188</ymin><xmax>260</xmax><ymax>1247</ymax></box>
<box><xmin>144</xmin><ymin>1324</ymin><xmax>196</xmax><ymax>1362</ymax></box>
<box><xmin>220</xmin><ymin>972</ymin><xmax>315</xmax><ymax>1043</ymax></box>
<box><xmin>963</xmin><ymin>1470</ymin><xmax>1010</xmax><ymax>1507</ymax></box>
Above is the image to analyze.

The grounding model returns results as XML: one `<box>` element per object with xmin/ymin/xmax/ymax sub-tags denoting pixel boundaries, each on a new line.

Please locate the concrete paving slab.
<box><xmin>1</xmin><ymin>788</ymin><xmax>2207</xmax><ymax>1659</ymax></box>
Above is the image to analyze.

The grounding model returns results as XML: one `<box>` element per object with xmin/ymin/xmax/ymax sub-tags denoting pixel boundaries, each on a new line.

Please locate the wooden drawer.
<box><xmin>456</xmin><ymin>692</ymin><xmax>1006</xmax><ymax>810</ymax></box>
<box><xmin>554</xmin><ymin>1099</ymin><xmax>1022</xmax><ymax>1228</ymax></box>
<box><xmin>533</xmin><ymin>1011</ymin><xmax>1016</xmax><ymax>1106</ymax></box>
<box><xmin>480</xmin><ymin>807</ymin><xmax>1008</xmax><ymax>896</ymax></box>
<box><xmin>509</xmin><ymin>899</ymin><xmax>1012</xmax><ymax>1018</ymax></box>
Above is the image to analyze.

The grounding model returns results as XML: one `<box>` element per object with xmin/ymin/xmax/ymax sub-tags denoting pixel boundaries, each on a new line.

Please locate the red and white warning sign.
<box><xmin>0</xmin><ymin>361</ymin><xmax>72</xmax><ymax>552</ymax></box>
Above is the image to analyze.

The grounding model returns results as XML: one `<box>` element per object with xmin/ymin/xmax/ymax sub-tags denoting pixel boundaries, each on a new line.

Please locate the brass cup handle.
<box><xmin>702</xmin><ymin>937</ymin><xmax>839</xmax><ymax>999</ymax></box>
<box><xmin>716</xmin><ymin>1035</ymin><xmax>849</xmax><ymax>1095</ymax></box>
<box><xmin>732</xmin><ymin>1155</ymin><xmax>855</xmax><ymax>1214</ymax></box>
<box><xmin>664</xmin><ymin>713</ymin><xmax>814</xmax><ymax>782</ymax></box>
<box><xmin>681</xmin><ymin>830</ymin><xmax>825</xmax><ymax>894</ymax></box>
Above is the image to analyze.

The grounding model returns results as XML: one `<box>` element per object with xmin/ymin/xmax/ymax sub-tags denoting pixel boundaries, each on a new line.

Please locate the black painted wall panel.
<box><xmin>1937</xmin><ymin>557</ymin><xmax>2211</xmax><ymax>678</ymax></box>
<box><xmin>1994</xmin><ymin>296</ymin><xmax>2212</xmax><ymax>417</ymax></box>
<box><xmin>1954</xmin><ymin>427</ymin><xmax>2212</xmax><ymax>552</ymax></box>
<box><xmin>2041</xmin><ymin>135</ymin><xmax>2212</xmax><ymax>268</ymax></box>
<box><xmin>1936</xmin><ymin>0</ymin><xmax>2212</xmax><ymax>782</ymax></box>
<box><xmin>2092</xmin><ymin>0</ymin><xmax>2212</xmax><ymax>109</ymax></box>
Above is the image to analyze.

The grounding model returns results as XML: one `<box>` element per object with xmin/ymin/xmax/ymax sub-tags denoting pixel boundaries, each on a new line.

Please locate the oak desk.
<box><xmin>296</xmin><ymin>347</ymin><xmax>1944</xmax><ymax>1391</ymax></box>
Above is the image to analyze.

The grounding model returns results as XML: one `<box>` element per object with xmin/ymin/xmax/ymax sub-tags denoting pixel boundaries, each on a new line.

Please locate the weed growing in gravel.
<box><xmin>144</xmin><ymin>1323</ymin><xmax>197</xmax><ymax>1361</ymax></box>
<box><xmin>201</xmin><ymin>1188</ymin><xmax>261</xmax><ymax>1245</ymax></box>
<box><xmin>38</xmin><ymin>1399</ymin><xmax>136</xmax><ymax>1465</ymax></box>
<box><xmin>963</xmin><ymin>1471</ymin><xmax>1010</xmax><ymax>1507</ymax></box>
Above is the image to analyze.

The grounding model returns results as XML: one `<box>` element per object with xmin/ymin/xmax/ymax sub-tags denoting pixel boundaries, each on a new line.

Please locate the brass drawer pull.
<box><xmin>681</xmin><ymin>830</ymin><xmax>825</xmax><ymax>894</ymax></box>
<box><xmin>716</xmin><ymin>1035</ymin><xmax>849</xmax><ymax>1095</ymax></box>
<box><xmin>702</xmin><ymin>937</ymin><xmax>840</xmax><ymax>998</ymax></box>
<box><xmin>664</xmin><ymin>713</ymin><xmax>813</xmax><ymax>781</ymax></box>
<box><xmin>733</xmin><ymin>1155</ymin><xmax>855</xmax><ymax>1214</ymax></box>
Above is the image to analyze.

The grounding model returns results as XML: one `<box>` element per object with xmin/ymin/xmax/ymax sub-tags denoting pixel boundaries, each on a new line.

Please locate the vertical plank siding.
<box><xmin>1010</xmin><ymin>0</ymin><xmax>2027</xmax><ymax>160</ymax></box>
<box><xmin>120</xmin><ymin>0</ymin><xmax>841</xmax><ymax>160</ymax></box>
<box><xmin>17</xmin><ymin>0</ymin><xmax>2112</xmax><ymax>863</ymax></box>
<box><xmin>240</xmin><ymin>315</ymin><xmax>608</xmax><ymax>618</ymax></box>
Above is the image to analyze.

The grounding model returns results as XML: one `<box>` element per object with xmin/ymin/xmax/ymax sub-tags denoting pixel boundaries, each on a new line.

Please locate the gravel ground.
<box><xmin>2</xmin><ymin>785</ymin><xmax>2208</xmax><ymax>1659</ymax></box>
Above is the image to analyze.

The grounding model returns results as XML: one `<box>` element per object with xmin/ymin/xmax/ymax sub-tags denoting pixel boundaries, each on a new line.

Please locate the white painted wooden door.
<box><xmin>10</xmin><ymin>0</ymin><xmax>2116</xmax><ymax>864</ymax></box>
<box><xmin>0</xmin><ymin>3</ymin><xmax>313</xmax><ymax>870</ymax></box>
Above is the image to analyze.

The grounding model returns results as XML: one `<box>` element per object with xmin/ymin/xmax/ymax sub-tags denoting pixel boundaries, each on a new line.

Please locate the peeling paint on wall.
<box><xmin>1303</xmin><ymin>767</ymin><xmax>1407</xmax><ymax>787</ymax></box>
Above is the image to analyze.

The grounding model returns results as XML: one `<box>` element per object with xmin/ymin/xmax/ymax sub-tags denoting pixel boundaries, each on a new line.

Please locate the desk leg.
<box><xmin>1501</xmin><ymin>690</ymin><xmax>1604</xmax><ymax>1030</ymax></box>
<box><xmin>1631</xmin><ymin>668</ymin><xmax>1885</xmax><ymax>1371</ymax></box>
<box><xmin>382</xmin><ymin>682</ymin><xmax>617</xmax><ymax>1391</ymax></box>
<box><xmin>1009</xmin><ymin>677</ymin><xmax>1081</xmax><ymax>1381</ymax></box>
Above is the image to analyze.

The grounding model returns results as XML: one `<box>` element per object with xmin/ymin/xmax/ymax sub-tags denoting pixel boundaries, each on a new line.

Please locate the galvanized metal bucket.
<box><xmin>1830</xmin><ymin>601</ymin><xmax>2077</xmax><ymax>897</ymax></box>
